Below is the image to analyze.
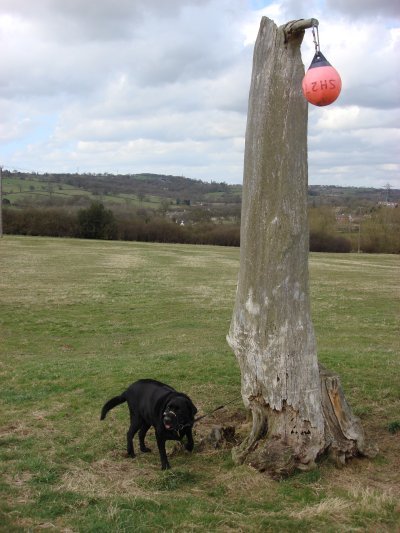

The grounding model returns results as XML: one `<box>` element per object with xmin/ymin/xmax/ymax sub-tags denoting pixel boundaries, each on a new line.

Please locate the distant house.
<box><xmin>336</xmin><ymin>213</ymin><xmax>349</xmax><ymax>224</ymax></box>
<box><xmin>378</xmin><ymin>201</ymin><xmax>398</xmax><ymax>208</ymax></box>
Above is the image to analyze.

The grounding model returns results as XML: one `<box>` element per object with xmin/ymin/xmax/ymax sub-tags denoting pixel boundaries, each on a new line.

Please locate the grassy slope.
<box><xmin>2</xmin><ymin>176</ymin><xmax>165</xmax><ymax>210</ymax></box>
<box><xmin>2</xmin><ymin>174</ymin><xmax>235</xmax><ymax>211</ymax></box>
<box><xmin>0</xmin><ymin>236</ymin><xmax>399</xmax><ymax>532</ymax></box>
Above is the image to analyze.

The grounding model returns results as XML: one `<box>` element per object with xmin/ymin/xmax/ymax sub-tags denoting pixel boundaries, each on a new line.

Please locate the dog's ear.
<box><xmin>190</xmin><ymin>400</ymin><xmax>198</xmax><ymax>417</ymax></box>
<box><xmin>180</xmin><ymin>393</ymin><xmax>198</xmax><ymax>417</ymax></box>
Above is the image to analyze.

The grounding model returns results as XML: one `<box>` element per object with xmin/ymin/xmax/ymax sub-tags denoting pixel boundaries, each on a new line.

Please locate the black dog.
<box><xmin>100</xmin><ymin>379</ymin><xmax>197</xmax><ymax>470</ymax></box>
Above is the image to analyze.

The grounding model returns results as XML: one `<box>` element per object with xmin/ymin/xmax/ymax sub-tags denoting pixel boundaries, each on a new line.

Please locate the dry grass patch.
<box><xmin>58</xmin><ymin>459</ymin><xmax>161</xmax><ymax>500</ymax></box>
<box><xmin>290</xmin><ymin>497</ymin><xmax>351</xmax><ymax>520</ymax></box>
<box><xmin>101</xmin><ymin>253</ymin><xmax>146</xmax><ymax>271</ymax></box>
<box><xmin>214</xmin><ymin>465</ymin><xmax>276</xmax><ymax>502</ymax></box>
<box><xmin>349</xmin><ymin>485</ymin><xmax>396</xmax><ymax>513</ymax></box>
<box><xmin>0</xmin><ymin>421</ymin><xmax>33</xmax><ymax>440</ymax></box>
<box><xmin>287</xmin><ymin>485</ymin><xmax>396</xmax><ymax>528</ymax></box>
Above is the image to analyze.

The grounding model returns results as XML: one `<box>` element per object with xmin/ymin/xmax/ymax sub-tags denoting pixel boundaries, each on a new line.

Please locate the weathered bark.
<box><xmin>227</xmin><ymin>17</ymin><xmax>375</xmax><ymax>477</ymax></box>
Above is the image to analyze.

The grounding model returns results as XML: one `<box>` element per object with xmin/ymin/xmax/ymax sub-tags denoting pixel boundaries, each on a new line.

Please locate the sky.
<box><xmin>0</xmin><ymin>0</ymin><xmax>399</xmax><ymax>188</ymax></box>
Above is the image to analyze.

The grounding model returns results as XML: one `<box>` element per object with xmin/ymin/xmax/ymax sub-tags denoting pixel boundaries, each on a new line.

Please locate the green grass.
<box><xmin>0</xmin><ymin>236</ymin><xmax>399</xmax><ymax>531</ymax></box>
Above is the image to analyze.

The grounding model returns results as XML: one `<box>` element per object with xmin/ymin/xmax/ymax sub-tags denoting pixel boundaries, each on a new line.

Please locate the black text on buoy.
<box><xmin>302</xmin><ymin>51</ymin><xmax>342</xmax><ymax>106</ymax></box>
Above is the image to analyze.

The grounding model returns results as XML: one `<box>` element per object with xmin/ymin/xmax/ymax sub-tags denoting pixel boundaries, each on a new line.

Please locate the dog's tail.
<box><xmin>100</xmin><ymin>393</ymin><xmax>126</xmax><ymax>420</ymax></box>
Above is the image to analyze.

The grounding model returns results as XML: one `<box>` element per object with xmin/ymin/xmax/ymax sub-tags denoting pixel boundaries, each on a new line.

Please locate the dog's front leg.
<box><xmin>155</xmin><ymin>432</ymin><xmax>170</xmax><ymax>470</ymax></box>
<box><xmin>185</xmin><ymin>428</ymin><xmax>194</xmax><ymax>452</ymax></box>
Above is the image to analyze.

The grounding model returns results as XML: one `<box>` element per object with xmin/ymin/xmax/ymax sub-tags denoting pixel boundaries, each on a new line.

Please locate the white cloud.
<box><xmin>0</xmin><ymin>0</ymin><xmax>399</xmax><ymax>187</ymax></box>
<box><xmin>325</xmin><ymin>0</ymin><xmax>400</xmax><ymax>19</ymax></box>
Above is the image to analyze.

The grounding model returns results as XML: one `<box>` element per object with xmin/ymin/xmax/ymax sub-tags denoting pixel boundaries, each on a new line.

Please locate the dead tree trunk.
<box><xmin>227</xmin><ymin>17</ymin><xmax>375</xmax><ymax>478</ymax></box>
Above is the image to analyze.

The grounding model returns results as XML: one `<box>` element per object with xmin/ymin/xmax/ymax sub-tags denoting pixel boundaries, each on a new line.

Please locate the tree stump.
<box><xmin>227</xmin><ymin>17</ymin><xmax>376</xmax><ymax>478</ymax></box>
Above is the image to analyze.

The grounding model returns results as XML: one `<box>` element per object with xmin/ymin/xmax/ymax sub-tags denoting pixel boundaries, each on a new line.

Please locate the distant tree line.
<box><xmin>3</xmin><ymin>203</ymin><xmax>240</xmax><ymax>247</ymax></box>
<box><xmin>309</xmin><ymin>205</ymin><xmax>400</xmax><ymax>254</ymax></box>
<box><xmin>3</xmin><ymin>202</ymin><xmax>399</xmax><ymax>253</ymax></box>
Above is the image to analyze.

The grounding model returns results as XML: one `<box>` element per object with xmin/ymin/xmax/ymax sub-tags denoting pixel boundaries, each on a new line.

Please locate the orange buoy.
<box><xmin>302</xmin><ymin>51</ymin><xmax>342</xmax><ymax>107</ymax></box>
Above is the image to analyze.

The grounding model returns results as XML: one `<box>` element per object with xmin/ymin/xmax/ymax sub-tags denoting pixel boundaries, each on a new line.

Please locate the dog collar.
<box><xmin>163</xmin><ymin>406</ymin><xmax>194</xmax><ymax>433</ymax></box>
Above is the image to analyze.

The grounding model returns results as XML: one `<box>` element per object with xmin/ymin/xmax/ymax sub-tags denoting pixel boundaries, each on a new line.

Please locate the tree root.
<box><xmin>232</xmin><ymin>365</ymin><xmax>377</xmax><ymax>478</ymax></box>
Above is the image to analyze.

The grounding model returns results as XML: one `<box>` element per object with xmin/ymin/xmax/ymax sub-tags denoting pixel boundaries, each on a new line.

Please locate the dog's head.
<box><xmin>162</xmin><ymin>394</ymin><xmax>197</xmax><ymax>432</ymax></box>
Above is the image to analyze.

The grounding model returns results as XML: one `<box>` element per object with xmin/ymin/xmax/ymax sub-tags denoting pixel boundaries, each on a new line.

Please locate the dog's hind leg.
<box><xmin>139</xmin><ymin>423</ymin><xmax>151</xmax><ymax>453</ymax></box>
<box><xmin>127</xmin><ymin>415</ymin><xmax>141</xmax><ymax>458</ymax></box>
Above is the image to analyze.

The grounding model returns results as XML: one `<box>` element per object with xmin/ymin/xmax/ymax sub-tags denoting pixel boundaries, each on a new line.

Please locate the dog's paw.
<box><xmin>141</xmin><ymin>446</ymin><xmax>152</xmax><ymax>453</ymax></box>
<box><xmin>126</xmin><ymin>452</ymin><xmax>136</xmax><ymax>459</ymax></box>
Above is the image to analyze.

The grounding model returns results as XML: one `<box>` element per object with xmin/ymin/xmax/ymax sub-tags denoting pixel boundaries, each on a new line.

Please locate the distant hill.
<box><xmin>2</xmin><ymin>170</ymin><xmax>398</xmax><ymax>213</ymax></box>
<box><xmin>308</xmin><ymin>185</ymin><xmax>400</xmax><ymax>208</ymax></box>
<box><xmin>2</xmin><ymin>171</ymin><xmax>241</xmax><ymax>211</ymax></box>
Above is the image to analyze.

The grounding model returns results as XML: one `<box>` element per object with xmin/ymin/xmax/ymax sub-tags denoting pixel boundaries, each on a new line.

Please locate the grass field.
<box><xmin>0</xmin><ymin>236</ymin><xmax>399</xmax><ymax>532</ymax></box>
